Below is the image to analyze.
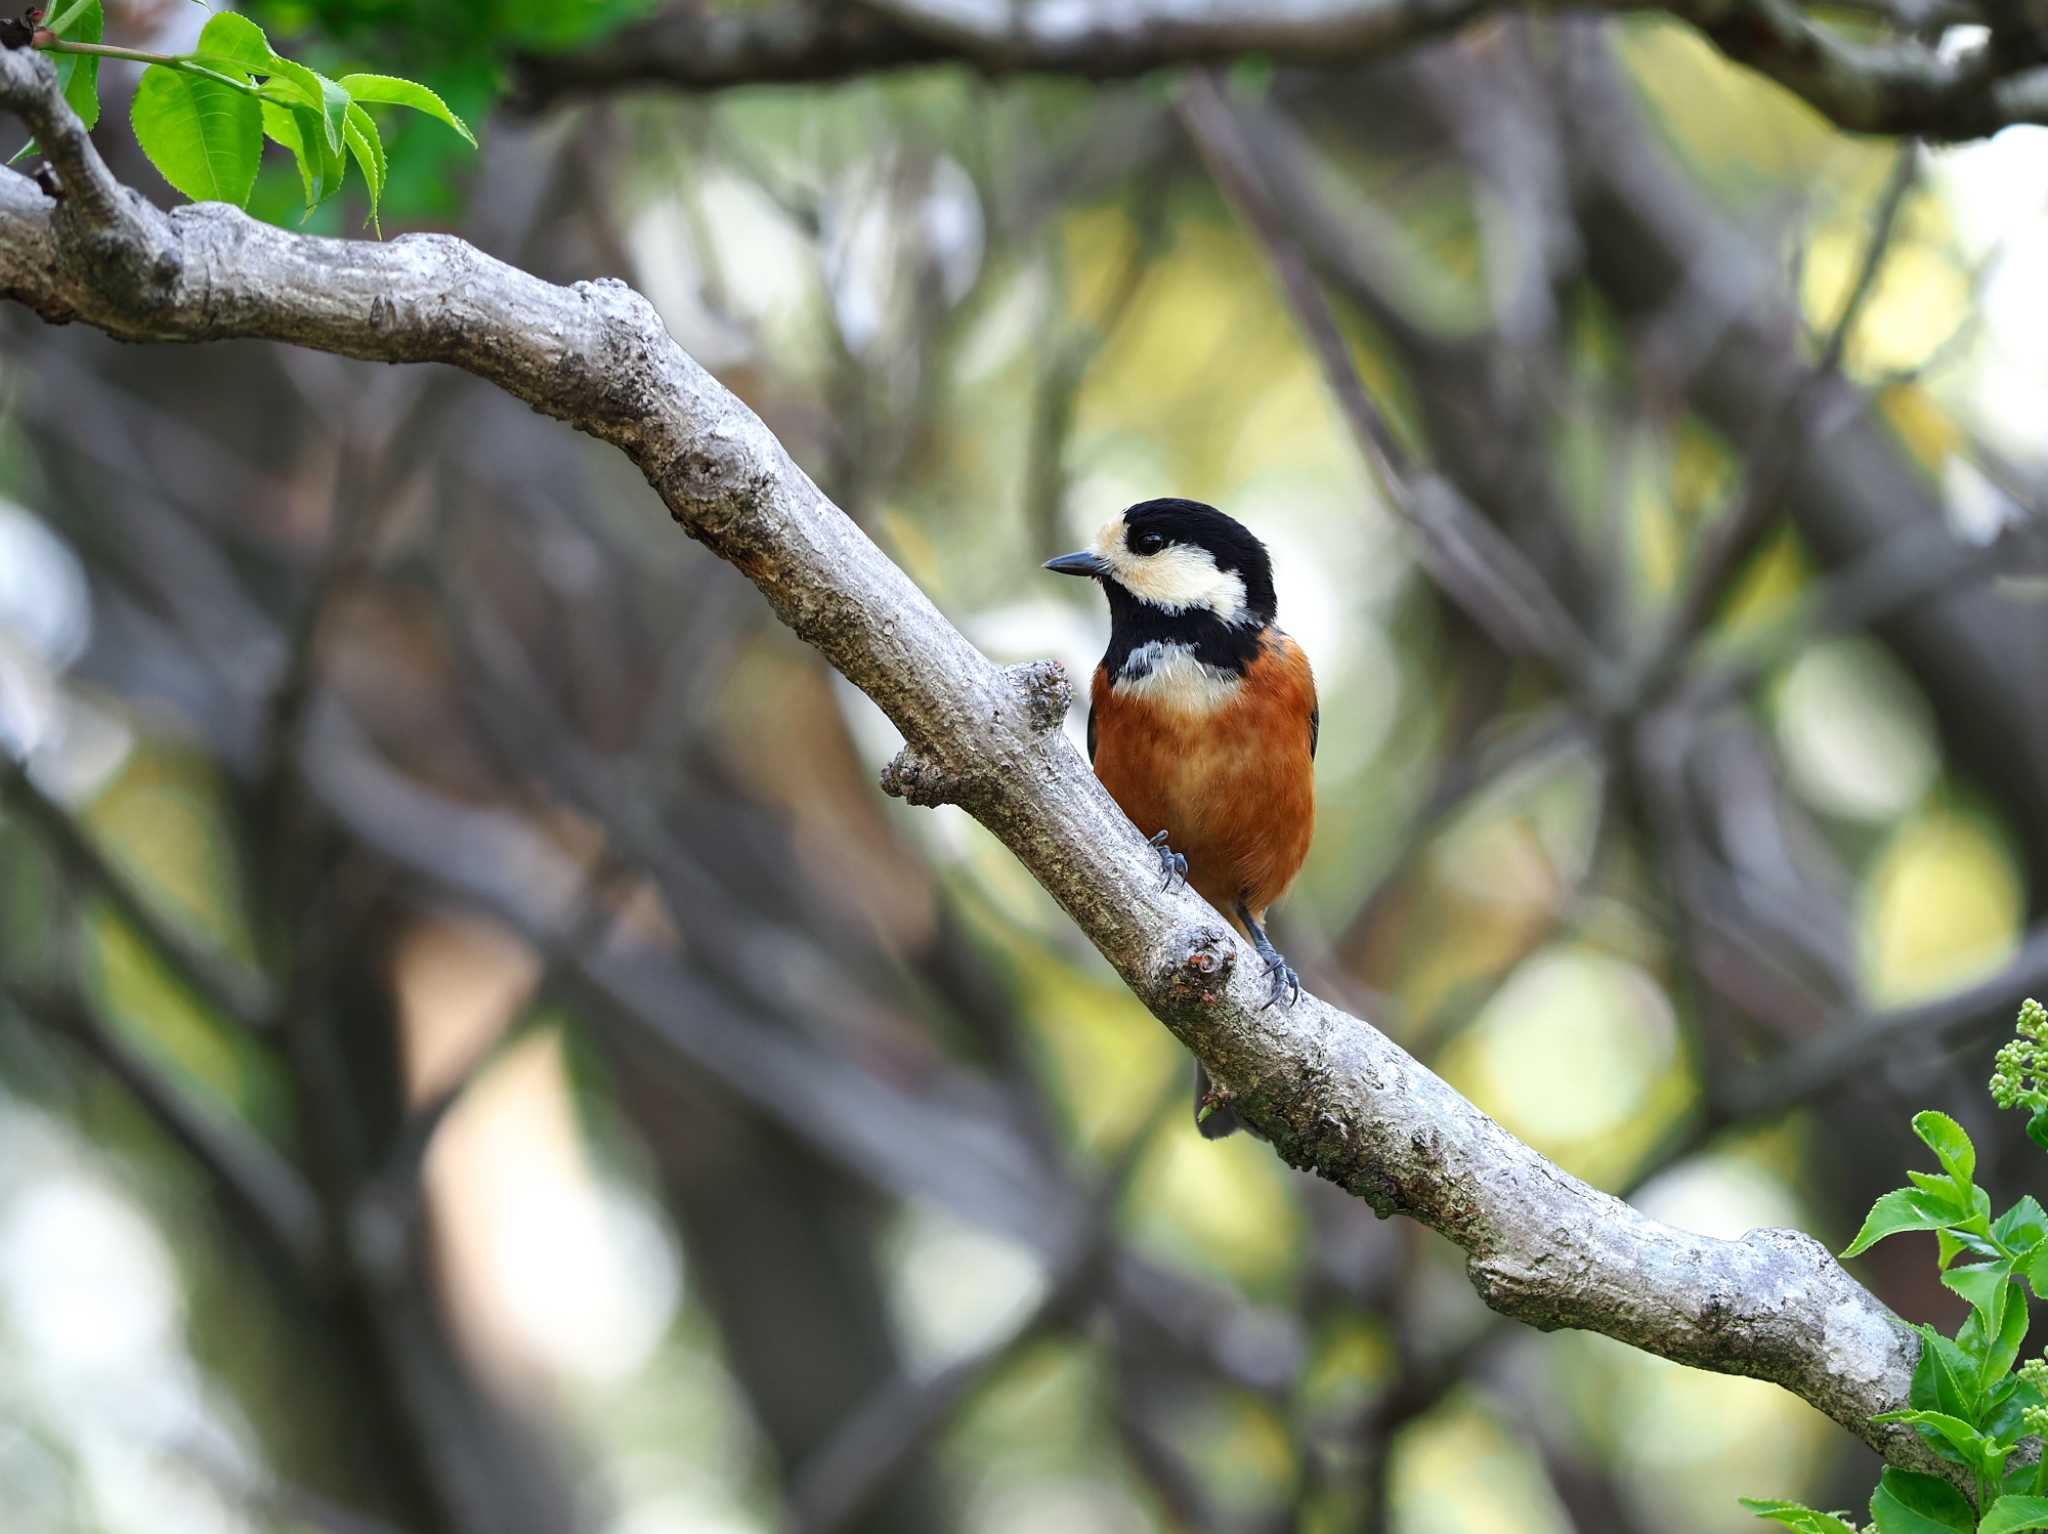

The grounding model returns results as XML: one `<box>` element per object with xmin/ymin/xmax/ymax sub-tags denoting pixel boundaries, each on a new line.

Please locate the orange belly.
<box><xmin>1090</xmin><ymin>633</ymin><xmax>1316</xmax><ymax>926</ymax></box>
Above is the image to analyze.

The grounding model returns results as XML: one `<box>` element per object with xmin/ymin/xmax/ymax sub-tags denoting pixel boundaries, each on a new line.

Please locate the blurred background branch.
<box><xmin>3</xmin><ymin>2</ymin><xmax>2048</xmax><ymax>1532</ymax></box>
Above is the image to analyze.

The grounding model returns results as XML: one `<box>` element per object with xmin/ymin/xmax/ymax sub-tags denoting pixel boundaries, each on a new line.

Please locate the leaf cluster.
<box><xmin>29</xmin><ymin>7</ymin><xmax>474</xmax><ymax>232</ymax></box>
<box><xmin>1746</xmin><ymin>1003</ymin><xmax>2048</xmax><ymax>1533</ymax></box>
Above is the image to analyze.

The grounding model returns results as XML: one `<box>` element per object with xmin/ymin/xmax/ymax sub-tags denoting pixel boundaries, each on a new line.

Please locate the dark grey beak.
<box><xmin>1043</xmin><ymin>551</ymin><xmax>1109</xmax><ymax>578</ymax></box>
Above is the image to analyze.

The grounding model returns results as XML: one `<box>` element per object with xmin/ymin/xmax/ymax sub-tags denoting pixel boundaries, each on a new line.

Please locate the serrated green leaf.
<box><xmin>192</xmin><ymin>10</ymin><xmax>273</xmax><ymax>75</ymax></box>
<box><xmin>48</xmin><ymin>0</ymin><xmax>102</xmax><ymax>131</ymax></box>
<box><xmin>2027</xmin><ymin>1113</ymin><xmax>2048</xmax><ymax>1155</ymax></box>
<box><xmin>1913</xmin><ymin>1171</ymin><xmax>1973</xmax><ymax>1213</ymax></box>
<box><xmin>1945</xmin><ymin>1260</ymin><xmax>2015</xmax><ymax>1335</ymax></box>
<box><xmin>2002</xmin><ymin>1197</ymin><xmax>2048</xmax><ymax>1257</ymax></box>
<box><xmin>264</xmin><ymin>58</ymin><xmax>349</xmax><ymax>156</ymax></box>
<box><xmin>1874</xmin><ymin>1409</ymin><xmax>2012</xmax><ymax>1483</ymax></box>
<box><xmin>1738</xmin><ymin>1499</ymin><xmax>1861</xmax><ymax>1534</ymax></box>
<box><xmin>2026</xmin><ymin>1244</ymin><xmax>2048</xmax><ymax>1302</ymax></box>
<box><xmin>1940</xmin><ymin>1228</ymin><xmax>1977</xmax><ymax>1272</ymax></box>
<box><xmin>1982</xmin><ymin>1373</ymin><xmax>2042</xmax><ymax>1450</ymax></box>
<box><xmin>1982</xmin><ymin>1497</ymin><xmax>2048</xmax><ymax>1534</ymax></box>
<box><xmin>343</xmin><ymin>101</ymin><xmax>385</xmax><ymax>234</ymax></box>
<box><xmin>1917</xmin><ymin>1111</ymin><xmax>1979</xmax><ymax>1195</ymax></box>
<box><xmin>1871</xmin><ymin>1468</ymin><xmax>1978</xmax><ymax>1533</ymax></box>
<box><xmin>1847</xmin><ymin>1188</ymin><xmax>1966</xmax><ymax>1258</ymax></box>
<box><xmin>1875</xmin><ymin>1408</ymin><xmax>1993</xmax><ymax>1455</ymax></box>
<box><xmin>130</xmin><ymin>63</ymin><xmax>261</xmax><ymax>207</ymax></box>
<box><xmin>1965</xmin><ymin>1274</ymin><xmax>2031</xmax><ymax>1394</ymax></box>
<box><xmin>259</xmin><ymin>100</ymin><xmax>316</xmax><ymax>211</ymax></box>
<box><xmin>1917</xmin><ymin>1325</ymin><xmax>1983</xmax><ymax>1421</ymax></box>
<box><xmin>336</xmin><ymin>73</ymin><xmax>477</xmax><ymax>147</ymax></box>
<box><xmin>259</xmin><ymin>98</ymin><xmax>345</xmax><ymax>213</ymax></box>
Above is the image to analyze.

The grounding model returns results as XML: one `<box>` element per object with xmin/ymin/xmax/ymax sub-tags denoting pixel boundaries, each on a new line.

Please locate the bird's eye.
<box><xmin>1133</xmin><ymin>530</ymin><xmax>1167</xmax><ymax>555</ymax></box>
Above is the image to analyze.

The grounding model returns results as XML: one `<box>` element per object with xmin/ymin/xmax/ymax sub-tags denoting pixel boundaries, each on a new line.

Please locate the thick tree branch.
<box><xmin>512</xmin><ymin>0</ymin><xmax>2048</xmax><ymax>141</ymax></box>
<box><xmin>0</xmin><ymin>42</ymin><xmax>1936</xmax><ymax>1476</ymax></box>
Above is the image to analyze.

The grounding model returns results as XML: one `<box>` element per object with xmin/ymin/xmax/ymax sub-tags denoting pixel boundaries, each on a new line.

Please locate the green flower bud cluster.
<box><xmin>1990</xmin><ymin>998</ymin><xmax>2048</xmax><ymax>1113</ymax></box>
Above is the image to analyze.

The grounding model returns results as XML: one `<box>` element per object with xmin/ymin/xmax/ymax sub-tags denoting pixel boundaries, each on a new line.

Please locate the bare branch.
<box><xmin>0</xmin><ymin>42</ymin><xmax>1943</xmax><ymax>1479</ymax></box>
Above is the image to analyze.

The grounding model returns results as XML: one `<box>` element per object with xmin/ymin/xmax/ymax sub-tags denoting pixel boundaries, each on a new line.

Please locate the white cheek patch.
<box><xmin>1090</xmin><ymin>514</ymin><xmax>1251</xmax><ymax>623</ymax></box>
<box><xmin>1111</xmin><ymin>641</ymin><xmax>1244</xmax><ymax>716</ymax></box>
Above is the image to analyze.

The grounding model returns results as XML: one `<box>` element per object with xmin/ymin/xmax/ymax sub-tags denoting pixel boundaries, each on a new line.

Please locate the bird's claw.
<box><xmin>1259</xmin><ymin>957</ymin><xmax>1301</xmax><ymax>1010</ymax></box>
<box><xmin>1148</xmin><ymin>829</ymin><xmax>1188</xmax><ymax>893</ymax></box>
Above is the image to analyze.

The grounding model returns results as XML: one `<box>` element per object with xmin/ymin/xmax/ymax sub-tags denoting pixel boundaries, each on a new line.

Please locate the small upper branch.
<box><xmin>0</xmin><ymin>40</ymin><xmax>1938</xmax><ymax>1477</ymax></box>
<box><xmin>510</xmin><ymin>0</ymin><xmax>2048</xmax><ymax>142</ymax></box>
<box><xmin>512</xmin><ymin>0</ymin><xmax>1486</xmax><ymax>105</ymax></box>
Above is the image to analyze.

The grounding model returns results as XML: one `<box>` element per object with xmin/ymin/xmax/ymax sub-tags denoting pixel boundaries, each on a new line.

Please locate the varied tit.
<box><xmin>1046</xmin><ymin>498</ymin><xmax>1317</xmax><ymax>1139</ymax></box>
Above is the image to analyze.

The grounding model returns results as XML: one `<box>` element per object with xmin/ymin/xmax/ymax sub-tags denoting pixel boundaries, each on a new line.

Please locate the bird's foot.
<box><xmin>1259</xmin><ymin>954</ymin><xmax>1301</xmax><ymax>1010</ymax></box>
<box><xmin>1148</xmin><ymin>829</ymin><xmax>1188</xmax><ymax>893</ymax></box>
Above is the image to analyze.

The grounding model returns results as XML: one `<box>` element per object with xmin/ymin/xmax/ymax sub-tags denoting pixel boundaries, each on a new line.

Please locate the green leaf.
<box><xmin>190</xmin><ymin>14</ymin><xmax>351</xmax><ymax>161</ymax></box>
<box><xmin>1946</xmin><ymin>1261</ymin><xmax>2016</xmax><ymax>1336</ymax></box>
<box><xmin>1738</xmin><ymin>1500</ymin><xmax>1861</xmax><ymax>1534</ymax></box>
<box><xmin>2026</xmin><ymin>1245</ymin><xmax>2048</xmax><ymax>1302</ymax></box>
<box><xmin>130</xmin><ymin>63</ymin><xmax>262</xmax><ymax>207</ymax></box>
<box><xmin>343</xmin><ymin>102</ymin><xmax>385</xmax><ymax>233</ymax></box>
<box><xmin>1981</xmin><ymin>1497</ymin><xmax>2048</xmax><ymax>1534</ymax></box>
<box><xmin>1916</xmin><ymin>1111</ymin><xmax>1979</xmax><ymax>1197</ymax></box>
<box><xmin>48</xmin><ymin>0</ymin><xmax>103</xmax><ymax>131</ymax></box>
<box><xmin>336</xmin><ymin>74</ymin><xmax>477</xmax><ymax>147</ymax></box>
<box><xmin>192</xmin><ymin>10</ymin><xmax>273</xmax><ymax>76</ymax></box>
<box><xmin>259</xmin><ymin>97</ymin><xmax>349</xmax><ymax>214</ymax></box>
<box><xmin>1916</xmin><ymin>1326</ymin><xmax>1984</xmax><ymax>1422</ymax></box>
<box><xmin>1981</xmin><ymin>1373</ymin><xmax>2043</xmax><ymax>1450</ymax></box>
<box><xmin>1847</xmin><ymin>1188</ymin><xmax>1967</xmax><ymax>1258</ymax></box>
<box><xmin>2027</xmin><ymin>1112</ymin><xmax>2048</xmax><ymax>1156</ymax></box>
<box><xmin>2003</xmin><ymin>1197</ymin><xmax>2048</xmax><ymax>1258</ymax></box>
<box><xmin>263</xmin><ymin>58</ymin><xmax>350</xmax><ymax>156</ymax></box>
<box><xmin>1913</xmin><ymin>1172</ymin><xmax>1974</xmax><ymax>1215</ymax></box>
<box><xmin>1871</xmin><ymin>1468</ymin><xmax>1977</xmax><ymax>1533</ymax></box>
<box><xmin>1963</xmin><ymin>1275</ymin><xmax>2031</xmax><ymax>1395</ymax></box>
<box><xmin>260</xmin><ymin>101</ymin><xmax>317</xmax><ymax>211</ymax></box>
<box><xmin>1941</xmin><ymin>1228</ymin><xmax>1979</xmax><ymax>1272</ymax></box>
<box><xmin>1875</xmin><ymin>1409</ymin><xmax>2005</xmax><ymax>1468</ymax></box>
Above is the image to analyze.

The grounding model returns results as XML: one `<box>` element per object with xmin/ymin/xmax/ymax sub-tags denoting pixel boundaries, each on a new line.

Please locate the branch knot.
<box><xmin>1002</xmin><ymin>659</ymin><xmax>1070</xmax><ymax>734</ymax></box>
<box><xmin>1156</xmin><ymin>925</ymin><xmax>1237</xmax><ymax>1006</ymax></box>
<box><xmin>879</xmin><ymin>746</ymin><xmax>962</xmax><ymax>807</ymax></box>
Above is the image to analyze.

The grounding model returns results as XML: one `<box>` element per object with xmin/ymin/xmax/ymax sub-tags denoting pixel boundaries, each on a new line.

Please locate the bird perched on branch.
<box><xmin>1046</xmin><ymin>498</ymin><xmax>1317</xmax><ymax>1138</ymax></box>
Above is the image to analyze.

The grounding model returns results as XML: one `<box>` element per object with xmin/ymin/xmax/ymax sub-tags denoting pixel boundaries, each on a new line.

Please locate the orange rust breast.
<box><xmin>1090</xmin><ymin>630</ymin><xmax>1316</xmax><ymax>926</ymax></box>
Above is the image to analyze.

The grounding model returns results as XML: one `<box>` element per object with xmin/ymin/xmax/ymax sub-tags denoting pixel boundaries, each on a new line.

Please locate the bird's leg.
<box><xmin>1235</xmin><ymin>899</ymin><xmax>1301</xmax><ymax>1010</ymax></box>
<box><xmin>1148</xmin><ymin>828</ymin><xmax>1188</xmax><ymax>893</ymax></box>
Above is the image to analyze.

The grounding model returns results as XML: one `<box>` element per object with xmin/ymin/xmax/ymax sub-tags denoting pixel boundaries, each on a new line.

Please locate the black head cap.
<box><xmin>1121</xmin><ymin>498</ymin><xmax>1277</xmax><ymax>623</ymax></box>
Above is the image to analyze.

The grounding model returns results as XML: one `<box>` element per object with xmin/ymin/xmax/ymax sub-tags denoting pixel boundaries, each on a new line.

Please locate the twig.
<box><xmin>1723</xmin><ymin>924</ymin><xmax>2048</xmax><ymax>1120</ymax></box>
<box><xmin>2</xmin><ymin>755</ymin><xmax>277</xmax><ymax>1030</ymax></box>
<box><xmin>785</xmin><ymin>1072</ymin><xmax>1184</xmax><ymax>1534</ymax></box>
<box><xmin>1</xmin><ymin>977</ymin><xmax>324</xmax><ymax>1272</ymax></box>
<box><xmin>1629</xmin><ymin>145</ymin><xmax>1920</xmax><ymax>700</ymax></box>
<box><xmin>1175</xmin><ymin>73</ymin><xmax>1605</xmax><ymax>691</ymax></box>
